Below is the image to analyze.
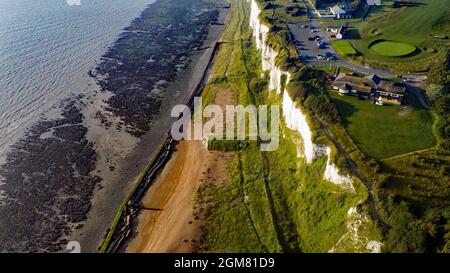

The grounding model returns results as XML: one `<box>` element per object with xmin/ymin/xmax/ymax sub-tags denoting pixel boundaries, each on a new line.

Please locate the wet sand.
<box><xmin>68</xmin><ymin>3</ymin><xmax>229</xmax><ymax>252</ymax></box>
<box><xmin>126</xmin><ymin>140</ymin><xmax>232</xmax><ymax>252</ymax></box>
<box><xmin>125</xmin><ymin>83</ymin><xmax>235</xmax><ymax>252</ymax></box>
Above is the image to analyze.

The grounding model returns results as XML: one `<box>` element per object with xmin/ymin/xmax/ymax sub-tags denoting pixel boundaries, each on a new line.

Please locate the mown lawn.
<box><xmin>326</xmin><ymin>0</ymin><xmax>450</xmax><ymax>71</ymax></box>
<box><xmin>368</xmin><ymin>40</ymin><xmax>417</xmax><ymax>57</ymax></box>
<box><xmin>330</xmin><ymin>92</ymin><xmax>436</xmax><ymax>159</ymax></box>
<box><xmin>365</xmin><ymin>0</ymin><xmax>450</xmax><ymax>45</ymax></box>
<box><xmin>332</xmin><ymin>40</ymin><xmax>358</xmax><ymax>56</ymax></box>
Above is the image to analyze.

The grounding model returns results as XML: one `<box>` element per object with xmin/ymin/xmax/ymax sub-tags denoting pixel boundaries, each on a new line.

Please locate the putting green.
<box><xmin>369</xmin><ymin>40</ymin><xmax>417</xmax><ymax>57</ymax></box>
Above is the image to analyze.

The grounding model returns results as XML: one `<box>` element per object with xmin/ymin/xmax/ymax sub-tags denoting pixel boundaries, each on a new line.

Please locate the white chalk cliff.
<box><xmin>249</xmin><ymin>0</ymin><xmax>290</xmax><ymax>95</ymax></box>
<box><xmin>247</xmin><ymin>0</ymin><xmax>381</xmax><ymax>252</ymax></box>
<box><xmin>282</xmin><ymin>90</ymin><xmax>325</xmax><ymax>163</ymax></box>
<box><xmin>323</xmin><ymin>147</ymin><xmax>354</xmax><ymax>190</ymax></box>
<box><xmin>329</xmin><ymin>207</ymin><xmax>382</xmax><ymax>253</ymax></box>
<box><xmin>248</xmin><ymin>0</ymin><xmax>354</xmax><ymax>188</ymax></box>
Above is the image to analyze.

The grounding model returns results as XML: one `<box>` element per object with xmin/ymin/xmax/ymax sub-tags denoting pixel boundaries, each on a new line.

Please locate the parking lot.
<box><xmin>288</xmin><ymin>23</ymin><xmax>338</xmax><ymax>65</ymax></box>
<box><xmin>287</xmin><ymin>21</ymin><xmax>398</xmax><ymax>79</ymax></box>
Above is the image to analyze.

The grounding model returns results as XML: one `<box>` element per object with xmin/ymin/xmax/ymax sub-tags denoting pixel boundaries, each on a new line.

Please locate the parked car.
<box><xmin>326</xmin><ymin>52</ymin><xmax>336</xmax><ymax>60</ymax></box>
<box><xmin>300</xmin><ymin>53</ymin><xmax>309</xmax><ymax>59</ymax></box>
<box><xmin>316</xmin><ymin>54</ymin><xmax>325</xmax><ymax>60</ymax></box>
<box><xmin>308</xmin><ymin>37</ymin><xmax>315</xmax><ymax>41</ymax></box>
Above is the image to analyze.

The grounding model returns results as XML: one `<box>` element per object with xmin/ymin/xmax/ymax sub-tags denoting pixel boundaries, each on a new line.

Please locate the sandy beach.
<box><xmin>66</xmin><ymin>3</ymin><xmax>230</xmax><ymax>252</ymax></box>
<box><xmin>125</xmin><ymin>81</ymin><xmax>235</xmax><ymax>252</ymax></box>
<box><xmin>125</xmin><ymin>140</ymin><xmax>228</xmax><ymax>252</ymax></box>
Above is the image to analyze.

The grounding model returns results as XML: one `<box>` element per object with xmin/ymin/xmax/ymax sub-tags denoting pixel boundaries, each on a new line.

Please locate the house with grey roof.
<box><xmin>332</xmin><ymin>73</ymin><xmax>406</xmax><ymax>104</ymax></box>
<box><xmin>329</xmin><ymin>5</ymin><xmax>347</xmax><ymax>19</ymax></box>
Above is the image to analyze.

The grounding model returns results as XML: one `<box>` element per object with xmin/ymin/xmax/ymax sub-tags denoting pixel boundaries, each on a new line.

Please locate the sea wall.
<box><xmin>248</xmin><ymin>0</ymin><xmax>353</xmax><ymax>187</ymax></box>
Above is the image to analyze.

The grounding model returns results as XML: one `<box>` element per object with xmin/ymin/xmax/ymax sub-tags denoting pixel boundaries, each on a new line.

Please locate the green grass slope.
<box><xmin>330</xmin><ymin>92</ymin><xmax>436</xmax><ymax>159</ymax></box>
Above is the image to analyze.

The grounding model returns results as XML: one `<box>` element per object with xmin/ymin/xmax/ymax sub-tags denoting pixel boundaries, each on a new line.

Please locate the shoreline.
<box><xmin>0</xmin><ymin>0</ymin><xmax>229</xmax><ymax>252</ymax></box>
<box><xmin>124</xmin><ymin>64</ymin><xmax>236</xmax><ymax>253</ymax></box>
<box><xmin>71</xmin><ymin>1</ymin><xmax>230</xmax><ymax>252</ymax></box>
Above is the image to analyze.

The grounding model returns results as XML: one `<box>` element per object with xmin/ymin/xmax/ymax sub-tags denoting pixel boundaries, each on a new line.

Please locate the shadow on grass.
<box><xmin>346</xmin><ymin>28</ymin><xmax>361</xmax><ymax>39</ymax></box>
<box><xmin>331</xmin><ymin>95</ymin><xmax>359</xmax><ymax>125</ymax></box>
<box><xmin>393</xmin><ymin>1</ymin><xmax>427</xmax><ymax>8</ymax></box>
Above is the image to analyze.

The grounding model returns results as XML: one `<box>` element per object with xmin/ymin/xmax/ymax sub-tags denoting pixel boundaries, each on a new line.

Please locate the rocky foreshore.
<box><xmin>95</xmin><ymin>0</ymin><xmax>219</xmax><ymax>137</ymax></box>
<box><xmin>0</xmin><ymin>0</ymin><xmax>225</xmax><ymax>252</ymax></box>
<box><xmin>0</xmin><ymin>96</ymin><xmax>100</xmax><ymax>252</ymax></box>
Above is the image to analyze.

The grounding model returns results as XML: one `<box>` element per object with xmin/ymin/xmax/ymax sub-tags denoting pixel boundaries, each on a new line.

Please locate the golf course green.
<box><xmin>369</xmin><ymin>40</ymin><xmax>417</xmax><ymax>57</ymax></box>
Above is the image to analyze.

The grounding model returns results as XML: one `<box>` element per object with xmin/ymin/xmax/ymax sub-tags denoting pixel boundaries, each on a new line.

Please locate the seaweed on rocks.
<box><xmin>95</xmin><ymin>0</ymin><xmax>219</xmax><ymax>137</ymax></box>
<box><xmin>0</xmin><ymin>0</ymin><xmax>220</xmax><ymax>252</ymax></box>
<box><xmin>0</xmin><ymin>97</ymin><xmax>100</xmax><ymax>252</ymax></box>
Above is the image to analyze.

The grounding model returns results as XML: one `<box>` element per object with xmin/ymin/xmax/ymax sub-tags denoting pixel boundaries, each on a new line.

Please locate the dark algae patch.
<box><xmin>95</xmin><ymin>0</ymin><xmax>219</xmax><ymax>137</ymax></box>
<box><xmin>0</xmin><ymin>0</ymin><xmax>220</xmax><ymax>252</ymax></box>
<box><xmin>0</xmin><ymin>97</ymin><xmax>101</xmax><ymax>252</ymax></box>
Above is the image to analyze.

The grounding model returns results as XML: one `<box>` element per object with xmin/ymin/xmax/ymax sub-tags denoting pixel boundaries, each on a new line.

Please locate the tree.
<box><xmin>425</xmin><ymin>84</ymin><xmax>446</xmax><ymax>105</ymax></box>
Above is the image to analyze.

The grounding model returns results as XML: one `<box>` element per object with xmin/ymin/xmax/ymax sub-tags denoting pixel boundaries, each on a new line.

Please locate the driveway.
<box><xmin>288</xmin><ymin>2</ymin><xmax>429</xmax><ymax>108</ymax></box>
<box><xmin>288</xmin><ymin>21</ymin><xmax>397</xmax><ymax>78</ymax></box>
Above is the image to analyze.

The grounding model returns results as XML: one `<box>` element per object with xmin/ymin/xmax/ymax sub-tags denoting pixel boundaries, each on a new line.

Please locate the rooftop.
<box><xmin>334</xmin><ymin>73</ymin><xmax>406</xmax><ymax>95</ymax></box>
<box><xmin>335</xmin><ymin>73</ymin><xmax>377</xmax><ymax>89</ymax></box>
<box><xmin>330</xmin><ymin>5</ymin><xmax>346</xmax><ymax>14</ymax></box>
<box><xmin>378</xmin><ymin>80</ymin><xmax>406</xmax><ymax>94</ymax></box>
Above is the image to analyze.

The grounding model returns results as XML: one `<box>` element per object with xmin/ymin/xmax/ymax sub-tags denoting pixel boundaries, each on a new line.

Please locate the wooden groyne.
<box><xmin>100</xmin><ymin>41</ymin><xmax>223</xmax><ymax>253</ymax></box>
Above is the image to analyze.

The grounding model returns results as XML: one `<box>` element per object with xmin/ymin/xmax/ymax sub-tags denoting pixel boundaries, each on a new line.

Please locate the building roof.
<box><xmin>365</xmin><ymin>74</ymin><xmax>381</xmax><ymax>85</ymax></box>
<box><xmin>378</xmin><ymin>80</ymin><xmax>406</xmax><ymax>94</ymax></box>
<box><xmin>351</xmin><ymin>84</ymin><xmax>373</xmax><ymax>93</ymax></box>
<box><xmin>335</xmin><ymin>73</ymin><xmax>377</xmax><ymax>89</ymax></box>
<box><xmin>333</xmin><ymin>82</ymin><xmax>350</xmax><ymax>90</ymax></box>
<box><xmin>334</xmin><ymin>73</ymin><xmax>406</xmax><ymax>95</ymax></box>
<box><xmin>330</xmin><ymin>5</ymin><xmax>346</xmax><ymax>14</ymax></box>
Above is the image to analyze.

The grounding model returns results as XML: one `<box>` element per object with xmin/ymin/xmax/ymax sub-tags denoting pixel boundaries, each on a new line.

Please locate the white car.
<box><xmin>316</xmin><ymin>55</ymin><xmax>325</xmax><ymax>60</ymax></box>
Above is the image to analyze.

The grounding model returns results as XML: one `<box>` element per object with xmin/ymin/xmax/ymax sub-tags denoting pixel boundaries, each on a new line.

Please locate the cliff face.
<box><xmin>249</xmin><ymin>0</ymin><xmax>290</xmax><ymax>95</ymax></box>
<box><xmin>282</xmin><ymin>90</ymin><xmax>326</xmax><ymax>163</ymax></box>
<box><xmin>248</xmin><ymin>0</ymin><xmax>351</xmax><ymax>187</ymax></box>
<box><xmin>247</xmin><ymin>0</ymin><xmax>381</xmax><ymax>252</ymax></box>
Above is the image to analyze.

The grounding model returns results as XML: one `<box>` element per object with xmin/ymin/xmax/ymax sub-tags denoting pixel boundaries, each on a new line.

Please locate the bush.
<box><xmin>425</xmin><ymin>84</ymin><xmax>446</xmax><ymax>105</ymax></box>
<box><xmin>304</xmin><ymin>94</ymin><xmax>340</xmax><ymax>124</ymax></box>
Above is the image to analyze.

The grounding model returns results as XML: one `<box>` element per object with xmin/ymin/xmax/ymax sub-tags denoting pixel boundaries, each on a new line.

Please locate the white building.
<box><xmin>330</xmin><ymin>5</ymin><xmax>347</xmax><ymax>19</ymax></box>
<box><xmin>367</xmin><ymin>0</ymin><xmax>381</xmax><ymax>6</ymax></box>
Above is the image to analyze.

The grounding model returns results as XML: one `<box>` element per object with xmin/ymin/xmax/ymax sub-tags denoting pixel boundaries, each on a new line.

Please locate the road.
<box><xmin>288</xmin><ymin>22</ymin><xmax>397</xmax><ymax>79</ymax></box>
<box><xmin>288</xmin><ymin>8</ymin><xmax>429</xmax><ymax>108</ymax></box>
